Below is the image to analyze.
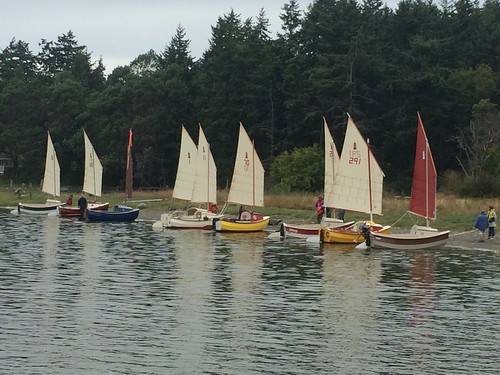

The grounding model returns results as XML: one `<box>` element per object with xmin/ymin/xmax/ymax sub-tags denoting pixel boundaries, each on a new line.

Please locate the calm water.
<box><xmin>0</xmin><ymin>210</ymin><xmax>499</xmax><ymax>374</ymax></box>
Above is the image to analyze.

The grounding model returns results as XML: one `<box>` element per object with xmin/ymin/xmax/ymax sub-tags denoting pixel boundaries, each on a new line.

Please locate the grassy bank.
<box><xmin>0</xmin><ymin>185</ymin><xmax>497</xmax><ymax>232</ymax></box>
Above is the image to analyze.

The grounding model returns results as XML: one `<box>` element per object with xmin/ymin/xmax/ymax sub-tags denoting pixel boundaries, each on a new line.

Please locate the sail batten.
<box><xmin>42</xmin><ymin>132</ymin><xmax>60</xmax><ymax>197</ymax></box>
<box><xmin>82</xmin><ymin>129</ymin><xmax>103</xmax><ymax>197</ymax></box>
<box><xmin>409</xmin><ymin>112</ymin><xmax>437</xmax><ymax>222</ymax></box>
<box><xmin>227</xmin><ymin>123</ymin><xmax>265</xmax><ymax>207</ymax></box>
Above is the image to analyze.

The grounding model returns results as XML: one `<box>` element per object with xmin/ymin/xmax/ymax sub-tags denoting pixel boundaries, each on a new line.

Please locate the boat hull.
<box><xmin>282</xmin><ymin>221</ymin><xmax>355</xmax><ymax>239</ymax></box>
<box><xmin>57</xmin><ymin>202</ymin><xmax>109</xmax><ymax>217</ymax></box>
<box><xmin>154</xmin><ymin>211</ymin><xmax>224</xmax><ymax>230</ymax></box>
<box><xmin>87</xmin><ymin>205</ymin><xmax>139</xmax><ymax>222</ymax></box>
<box><xmin>370</xmin><ymin>227</ymin><xmax>450</xmax><ymax>250</ymax></box>
<box><xmin>18</xmin><ymin>202</ymin><xmax>63</xmax><ymax>215</ymax></box>
<box><xmin>320</xmin><ymin>225</ymin><xmax>392</xmax><ymax>244</ymax></box>
<box><xmin>213</xmin><ymin>216</ymin><xmax>270</xmax><ymax>232</ymax></box>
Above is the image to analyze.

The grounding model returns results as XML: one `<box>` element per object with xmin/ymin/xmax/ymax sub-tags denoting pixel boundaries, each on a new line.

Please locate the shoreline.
<box><xmin>2</xmin><ymin>205</ymin><xmax>498</xmax><ymax>252</ymax></box>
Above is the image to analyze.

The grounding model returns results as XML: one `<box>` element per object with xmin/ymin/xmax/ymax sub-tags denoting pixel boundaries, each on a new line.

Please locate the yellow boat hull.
<box><xmin>213</xmin><ymin>216</ymin><xmax>270</xmax><ymax>232</ymax></box>
<box><xmin>319</xmin><ymin>225</ymin><xmax>391</xmax><ymax>244</ymax></box>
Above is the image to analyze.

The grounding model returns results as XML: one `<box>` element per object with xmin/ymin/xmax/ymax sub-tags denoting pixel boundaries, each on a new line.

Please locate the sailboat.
<box><xmin>274</xmin><ymin>118</ymin><xmax>353</xmax><ymax>239</ymax></box>
<box><xmin>153</xmin><ymin>124</ymin><xmax>223</xmax><ymax>230</ymax></box>
<box><xmin>370</xmin><ymin>112</ymin><xmax>449</xmax><ymax>249</ymax></box>
<box><xmin>213</xmin><ymin>123</ymin><xmax>270</xmax><ymax>232</ymax></box>
<box><xmin>17</xmin><ymin>131</ymin><xmax>64</xmax><ymax>214</ymax></box>
<box><xmin>319</xmin><ymin>115</ymin><xmax>391</xmax><ymax>243</ymax></box>
<box><xmin>57</xmin><ymin>129</ymin><xmax>109</xmax><ymax>217</ymax></box>
<box><xmin>87</xmin><ymin>128</ymin><xmax>139</xmax><ymax>222</ymax></box>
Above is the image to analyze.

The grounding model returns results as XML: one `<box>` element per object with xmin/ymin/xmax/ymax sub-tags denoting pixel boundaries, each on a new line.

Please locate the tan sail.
<box><xmin>82</xmin><ymin>129</ymin><xmax>103</xmax><ymax>197</ymax></box>
<box><xmin>42</xmin><ymin>131</ymin><xmax>61</xmax><ymax>197</ymax></box>
<box><xmin>227</xmin><ymin>123</ymin><xmax>265</xmax><ymax>207</ymax></box>
<box><xmin>191</xmin><ymin>124</ymin><xmax>217</xmax><ymax>205</ymax></box>
<box><xmin>172</xmin><ymin>126</ymin><xmax>197</xmax><ymax>201</ymax></box>
<box><xmin>329</xmin><ymin>116</ymin><xmax>384</xmax><ymax>215</ymax></box>
<box><xmin>323</xmin><ymin>117</ymin><xmax>340</xmax><ymax>207</ymax></box>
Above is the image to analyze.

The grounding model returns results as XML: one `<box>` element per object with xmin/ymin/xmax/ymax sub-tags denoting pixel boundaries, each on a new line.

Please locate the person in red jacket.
<box><xmin>315</xmin><ymin>196</ymin><xmax>324</xmax><ymax>223</ymax></box>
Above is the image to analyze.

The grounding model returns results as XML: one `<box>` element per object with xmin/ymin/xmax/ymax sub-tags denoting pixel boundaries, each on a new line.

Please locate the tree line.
<box><xmin>0</xmin><ymin>0</ymin><xmax>499</xmax><ymax>197</ymax></box>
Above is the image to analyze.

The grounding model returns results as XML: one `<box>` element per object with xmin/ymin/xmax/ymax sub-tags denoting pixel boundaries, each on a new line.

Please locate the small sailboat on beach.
<box><xmin>57</xmin><ymin>129</ymin><xmax>109</xmax><ymax>217</ymax></box>
<box><xmin>213</xmin><ymin>123</ymin><xmax>269</xmax><ymax>232</ymax></box>
<box><xmin>369</xmin><ymin>112</ymin><xmax>449</xmax><ymax>249</ymax></box>
<box><xmin>276</xmin><ymin>118</ymin><xmax>353</xmax><ymax>239</ymax></box>
<box><xmin>318</xmin><ymin>115</ymin><xmax>390</xmax><ymax>243</ymax></box>
<box><xmin>87</xmin><ymin>128</ymin><xmax>139</xmax><ymax>222</ymax></box>
<box><xmin>153</xmin><ymin>124</ymin><xmax>223</xmax><ymax>230</ymax></box>
<box><xmin>17</xmin><ymin>131</ymin><xmax>63</xmax><ymax>214</ymax></box>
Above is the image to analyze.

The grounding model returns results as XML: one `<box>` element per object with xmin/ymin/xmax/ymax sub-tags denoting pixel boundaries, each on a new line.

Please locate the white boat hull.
<box><xmin>370</xmin><ymin>226</ymin><xmax>450</xmax><ymax>250</ymax></box>
<box><xmin>17</xmin><ymin>201</ymin><xmax>63</xmax><ymax>215</ymax></box>
<box><xmin>154</xmin><ymin>210</ymin><xmax>223</xmax><ymax>230</ymax></box>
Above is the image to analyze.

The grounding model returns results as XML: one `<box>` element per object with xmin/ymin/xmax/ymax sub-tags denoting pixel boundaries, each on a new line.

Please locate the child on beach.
<box><xmin>487</xmin><ymin>206</ymin><xmax>496</xmax><ymax>239</ymax></box>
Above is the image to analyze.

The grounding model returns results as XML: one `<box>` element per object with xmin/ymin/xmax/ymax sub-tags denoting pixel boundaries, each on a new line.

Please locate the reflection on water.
<box><xmin>0</xmin><ymin>210</ymin><xmax>499</xmax><ymax>374</ymax></box>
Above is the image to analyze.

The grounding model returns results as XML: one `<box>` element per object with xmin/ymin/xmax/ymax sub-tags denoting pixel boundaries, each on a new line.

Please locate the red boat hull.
<box><xmin>58</xmin><ymin>202</ymin><xmax>109</xmax><ymax>217</ymax></box>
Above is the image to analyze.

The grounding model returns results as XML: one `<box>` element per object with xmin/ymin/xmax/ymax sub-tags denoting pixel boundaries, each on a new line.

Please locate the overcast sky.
<box><xmin>2</xmin><ymin>0</ymin><xmax>398</xmax><ymax>74</ymax></box>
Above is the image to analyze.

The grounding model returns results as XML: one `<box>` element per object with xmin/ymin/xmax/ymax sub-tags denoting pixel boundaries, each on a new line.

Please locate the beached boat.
<box><xmin>321</xmin><ymin>223</ymin><xmax>392</xmax><ymax>244</ymax></box>
<box><xmin>57</xmin><ymin>129</ymin><xmax>109</xmax><ymax>217</ymax></box>
<box><xmin>87</xmin><ymin>205</ymin><xmax>139</xmax><ymax>222</ymax></box>
<box><xmin>17</xmin><ymin>132</ymin><xmax>63</xmax><ymax>214</ymax></box>
<box><xmin>273</xmin><ymin>118</ymin><xmax>349</xmax><ymax>239</ymax></box>
<box><xmin>213</xmin><ymin>215</ymin><xmax>270</xmax><ymax>232</ymax></box>
<box><xmin>370</xmin><ymin>225</ymin><xmax>449</xmax><ymax>250</ymax></box>
<box><xmin>319</xmin><ymin>115</ymin><xmax>390</xmax><ymax>243</ymax></box>
<box><xmin>369</xmin><ymin>112</ymin><xmax>449</xmax><ymax>249</ymax></box>
<box><xmin>152</xmin><ymin>125</ymin><xmax>223</xmax><ymax>230</ymax></box>
<box><xmin>18</xmin><ymin>201</ymin><xmax>63</xmax><ymax>215</ymax></box>
<box><xmin>57</xmin><ymin>202</ymin><xmax>109</xmax><ymax>217</ymax></box>
<box><xmin>213</xmin><ymin>123</ymin><xmax>269</xmax><ymax>232</ymax></box>
<box><xmin>278</xmin><ymin>221</ymin><xmax>355</xmax><ymax>240</ymax></box>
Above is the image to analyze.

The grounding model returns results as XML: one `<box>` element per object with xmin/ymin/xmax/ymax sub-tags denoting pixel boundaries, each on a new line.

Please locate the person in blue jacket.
<box><xmin>474</xmin><ymin>210</ymin><xmax>489</xmax><ymax>242</ymax></box>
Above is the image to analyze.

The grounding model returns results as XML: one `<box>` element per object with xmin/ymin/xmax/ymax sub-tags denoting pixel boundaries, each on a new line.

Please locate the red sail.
<box><xmin>125</xmin><ymin>128</ymin><xmax>133</xmax><ymax>199</ymax></box>
<box><xmin>409</xmin><ymin>112</ymin><xmax>437</xmax><ymax>220</ymax></box>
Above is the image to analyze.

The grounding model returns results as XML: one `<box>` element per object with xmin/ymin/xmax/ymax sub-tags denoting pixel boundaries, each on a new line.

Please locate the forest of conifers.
<box><xmin>0</xmin><ymin>0</ymin><xmax>499</xmax><ymax>197</ymax></box>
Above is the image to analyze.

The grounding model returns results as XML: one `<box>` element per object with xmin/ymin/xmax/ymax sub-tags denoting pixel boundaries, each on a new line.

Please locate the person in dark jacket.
<box><xmin>474</xmin><ymin>210</ymin><xmax>489</xmax><ymax>242</ymax></box>
<box><xmin>78</xmin><ymin>193</ymin><xmax>88</xmax><ymax>220</ymax></box>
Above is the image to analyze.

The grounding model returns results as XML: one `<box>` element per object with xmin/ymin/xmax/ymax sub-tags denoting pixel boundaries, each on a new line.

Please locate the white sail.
<box><xmin>227</xmin><ymin>123</ymin><xmax>265</xmax><ymax>207</ymax></box>
<box><xmin>191</xmin><ymin>124</ymin><xmax>217</xmax><ymax>205</ymax></box>
<box><xmin>329</xmin><ymin>116</ymin><xmax>384</xmax><ymax>215</ymax></box>
<box><xmin>42</xmin><ymin>132</ymin><xmax>60</xmax><ymax>197</ymax></box>
<box><xmin>172</xmin><ymin>126</ymin><xmax>198</xmax><ymax>201</ymax></box>
<box><xmin>82</xmin><ymin>129</ymin><xmax>103</xmax><ymax>197</ymax></box>
<box><xmin>323</xmin><ymin>117</ymin><xmax>340</xmax><ymax>207</ymax></box>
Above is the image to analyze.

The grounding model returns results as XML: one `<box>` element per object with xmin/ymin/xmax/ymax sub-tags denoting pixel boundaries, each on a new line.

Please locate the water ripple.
<box><xmin>0</xmin><ymin>210</ymin><xmax>499</xmax><ymax>374</ymax></box>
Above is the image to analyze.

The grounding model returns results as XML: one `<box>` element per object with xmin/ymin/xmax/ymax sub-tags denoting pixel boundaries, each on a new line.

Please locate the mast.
<box><xmin>367</xmin><ymin>138</ymin><xmax>373</xmax><ymax>222</ymax></box>
<box><xmin>207</xmin><ymin>142</ymin><xmax>211</xmax><ymax>210</ymax></box>
<box><xmin>252</xmin><ymin>139</ymin><xmax>256</xmax><ymax>208</ymax></box>
<box><xmin>125</xmin><ymin>128</ymin><xmax>133</xmax><ymax>199</ymax></box>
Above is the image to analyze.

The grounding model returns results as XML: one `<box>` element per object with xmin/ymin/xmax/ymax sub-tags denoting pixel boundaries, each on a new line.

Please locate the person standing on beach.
<box><xmin>487</xmin><ymin>206</ymin><xmax>496</xmax><ymax>239</ymax></box>
<box><xmin>78</xmin><ymin>193</ymin><xmax>88</xmax><ymax>221</ymax></box>
<box><xmin>474</xmin><ymin>210</ymin><xmax>489</xmax><ymax>242</ymax></box>
<box><xmin>315</xmin><ymin>196</ymin><xmax>324</xmax><ymax>223</ymax></box>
